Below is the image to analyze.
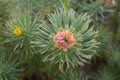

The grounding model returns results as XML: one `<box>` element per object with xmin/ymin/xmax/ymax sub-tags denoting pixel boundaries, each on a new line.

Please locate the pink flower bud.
<box><xmin>53</xmin><ymin>29</ymin><xmax>76</xmax><ymax>51</ymax></box>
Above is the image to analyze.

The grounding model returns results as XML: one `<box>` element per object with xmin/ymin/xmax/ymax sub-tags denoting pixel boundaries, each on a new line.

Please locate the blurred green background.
<box><xmin>0</xmin><ymin>0</ymin><xmax>120</xmax><ymax>80</ymax></box>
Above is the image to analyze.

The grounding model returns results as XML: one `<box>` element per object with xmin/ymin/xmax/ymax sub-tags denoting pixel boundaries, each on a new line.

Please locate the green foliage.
<box><xmin>61</xmin><ymin>0</ymin><xmax>70</xmax><ymax>12</ymax></box>
<box><xmin>23</xmin><ymin>54</ymin><xmax>50</xmax><ymax>80</ymax></box>
<box><xmin>0</xmin><ymin>52</ymin><xmax>22</xmax><ymax>80</ymax></box>
<box><xmin>97</xmin><ymin>27</ymin><xmax>110</xmax><ymax>47</ymax></box>
<box><xmin>96</xmin><ymin>26</ymin><xmax>110</xmax><ymax>58</ymax></box>
<box><xmin>115</xmin><ymin>19</ymin><xmax>120</xmax><ymax>43</ymax></box>
<box><xmin>0</xmin><ymin>0</ymin><xmax>14</xmax><ymax>24</ymax></box>
<box><xmin>56</xmin><ymin>70</ymin><xmax>89</xmax><ymax>80</ymax></box>
<box><xmin>3</xmin><ymin>12</ymin><xmax>39</xmax><ymax>59</ymax></box>
<box><xmin>98</xmin><ymin>46</ymin><xmax>120</xmax><ymax>80</ymax></box>
<box><xmin>12</xmin><ymin>0</ymin><xmax>60</xmax><ymax>15</ymax></box>
<box><xmin>98</xmin><ymin>66</ymin><xmax>117</xmax><ymax>80</ymax></box>
<box><xmin>70</xmin><ymin>0</ymin><xmax>114</xmax><ymax>22</ymax></box>
<box><xmin>109</xmin><ymin>46</ymin><xmax>120</xmax><ymax>67</ymax></box>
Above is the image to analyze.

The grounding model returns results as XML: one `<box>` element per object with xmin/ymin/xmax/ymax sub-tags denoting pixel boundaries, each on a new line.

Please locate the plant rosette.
<box><xmin>4</xmin><ymin>12</ymin><xmax>39</xmax><ymax>59</ymax></box>
<box><xmin>32</xmin><ymin>9</ymin><xmax>99</xmax><ymax>69</ymax></box>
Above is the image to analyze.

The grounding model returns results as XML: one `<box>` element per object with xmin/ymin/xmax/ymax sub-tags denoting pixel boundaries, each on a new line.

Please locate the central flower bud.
<box><xmin>53</xmin><ymin>29</ymin><xmax>76</xmax><ymax>51</ymax></box>
<box><xmin>13</xmin><ymin>27</ymin><xmax>23</xmax><ymax>36</ymax></box>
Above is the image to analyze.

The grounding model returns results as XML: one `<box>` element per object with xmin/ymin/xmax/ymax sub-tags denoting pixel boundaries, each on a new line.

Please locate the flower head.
<box><xmin>53</xmin><ymin>29</ymin><xmax>76</xmax><ymax>51</ymax></box>
<box><xmin>13</xmin><ymin>27</ymin><xmax>22</xmax><ymax>36</ymax></box>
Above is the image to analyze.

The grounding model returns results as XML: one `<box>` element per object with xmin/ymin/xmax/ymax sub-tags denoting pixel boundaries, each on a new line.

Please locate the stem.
<box><xmin>65</xmin><ymin>52</ymin><xmax>70</xmax><ymax>69</ymax></box>
<box><xmin>61</xmin><ymin>0</ymin><xmax>70</xmax><ymax>13</ymax></box>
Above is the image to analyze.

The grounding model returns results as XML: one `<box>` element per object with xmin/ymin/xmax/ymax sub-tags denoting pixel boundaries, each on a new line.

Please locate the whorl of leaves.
<box><xmin>0</xmin><ymin>53</ymin><xmax>22</xmax><ymax>80</ymax></box>
<box><xmin>32</xmin><ymin>8</ymin><xmax>99</xmax><ymax>68</ymax></box>
<box><xmin>4</xmin><ymin>12</ymin><xmax>39</xmax><ymax>59</ymax></box>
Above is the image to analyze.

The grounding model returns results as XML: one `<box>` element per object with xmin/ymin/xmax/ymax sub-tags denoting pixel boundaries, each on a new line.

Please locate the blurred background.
<box><xmin>0</xmin><ymin>0</ymin><xmax>120</xmax><ymax>80</ymax></box>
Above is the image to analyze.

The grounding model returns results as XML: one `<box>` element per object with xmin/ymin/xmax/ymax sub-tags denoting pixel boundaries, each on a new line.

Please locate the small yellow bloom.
<box><xmin>13</xmin><ymin>27</ymin><xmax>22</xmax><ymax>36</ymax></box>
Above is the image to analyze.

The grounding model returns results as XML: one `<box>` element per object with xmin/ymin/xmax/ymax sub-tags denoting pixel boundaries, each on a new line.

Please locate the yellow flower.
<box><xmin>13</xmin><ymin>27</ymin><xmax>22</xmax><ymax>36</ymax></box>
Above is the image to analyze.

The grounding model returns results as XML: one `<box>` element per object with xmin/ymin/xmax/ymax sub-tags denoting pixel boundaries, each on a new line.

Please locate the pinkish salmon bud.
<box><xmin>53</xmin><ymin>29</ymin><xmax>76</xmax><ymax>51</ymax></box>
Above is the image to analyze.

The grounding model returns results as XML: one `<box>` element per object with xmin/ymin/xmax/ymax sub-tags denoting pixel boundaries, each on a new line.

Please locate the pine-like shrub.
<box><xmin>32</xmin><ymin>8</ymin><xmax>99</xmax><ymax>69</ymax></box>
<box><xmin>4</xmin><ymin>12</ymin><xmax>39</xmax><ymax>60</ymax></box>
